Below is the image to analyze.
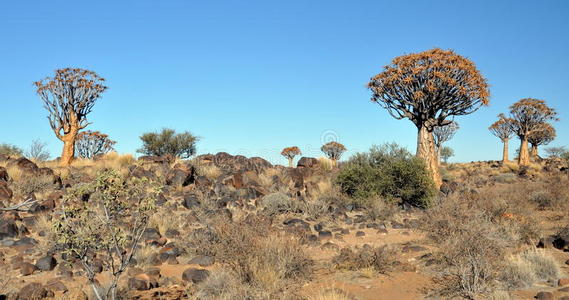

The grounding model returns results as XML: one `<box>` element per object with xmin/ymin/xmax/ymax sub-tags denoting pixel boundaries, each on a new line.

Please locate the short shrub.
<box><xmin>333</xmin><ymin>245</ymin><xmax>398</xmax><ymax>274</ymax></box>
<box><xmin>137</xmin><ymin>128</ymin><xmax>199</xmax><ymax>159</ymax></box>
<box><xmin>260</xmin><ymin>192</ymin><xmax>299</xmax><ymax>216</ymax></box>
<box><xmin>499</xmin><ymin>248</ymin><xmax>560</xmax><ymax>290</ymax></box>
<box><xmin>0</xmin><ymin>143</ymin><xmax>23</xmax><ymax>157</ymax></box>
<box><xmin>335</xmin><ymin>143</ymin><xmax>435</xmax><ymax>208</ymax></box>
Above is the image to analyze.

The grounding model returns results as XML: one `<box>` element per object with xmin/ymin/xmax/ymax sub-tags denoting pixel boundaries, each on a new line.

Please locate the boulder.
<box><xmin>182</xmin><ymin>268</ymin><xmax>210</xmax><ymax>283</ymax></box>
<box><xmin>0</xmin><ymin>167</ymin><xmax>8</xmax><ymax>181</ymax></box>
<box><xmin>535</xmin><ymin>291</ymin><xmax>554</xmax><ymax>300</ymax></box>
<box><xmin>166</xmin><ymin>168</ymin><xmax>195</xmax><ymax>187</ymax></box>
<box><xmin>20</xmin><ymin>262</ymin><xmax>38</xmax><ymax>276</ymax></box>
<box><xmin>182</xmin><ymin>194</ymin><xmax>200</xmax><ymax>209</ymax></box>
<box><xmin>297</xmin><ymin>157</ymin><xmax>319</xmax><ymax>168</ymax></box>
<box><xmin>7</xmin><ymin>157</ymin><xmax>38</xmax><ymax>174</ymax></box>
<box><xmin>17</xmin><ymin>282</ymin><xmax>50</xmax><ymax>300</ymax></box>
<box><xmin>0</xmin><ymin>216</ymin><xmax>18</xmax><ymax>239</ymax></box>
<box><xmin>35</xmin><ymin>255</ymin><xmax>57</xmax><ymax>271</ymax></box>
<box><xmin>0</xmin><ymin>181</ymin><xmax>12</xmax><ymax>202</ymax></box>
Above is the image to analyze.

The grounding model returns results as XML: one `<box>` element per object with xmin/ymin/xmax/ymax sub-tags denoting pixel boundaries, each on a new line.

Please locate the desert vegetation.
<box><xmin>0</xmin><ymin>48</ymin><xmax>567</xmax><ymax>300</ymax></box>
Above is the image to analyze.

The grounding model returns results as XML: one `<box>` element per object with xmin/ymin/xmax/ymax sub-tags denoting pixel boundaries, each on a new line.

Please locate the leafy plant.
<box><xmin>335</xmin><ymin>143</ymin><xmax>435</xmax><ymax>208</ymax></box>
<box><xmin>137</xmin><ymin>128</ymin><xmax>199</xmax><ymax>158</ymax></box>
<box><xmin>53</xmin><ymin>169</ymin><xmax>160</xmax><ymax>300</ymax></box>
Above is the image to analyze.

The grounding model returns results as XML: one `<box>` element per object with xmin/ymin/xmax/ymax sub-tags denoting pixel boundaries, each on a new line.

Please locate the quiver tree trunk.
<box><xmin>518</xmin><ymin>137</ymin><xmax>530</xmax><ymax>166</ymax></box>
<box><xmin>502</xmin><ymin>139</ymin><xmax>509</xmax><ymax>164</ymax></box>
<box><xmin>530</xmin><ymin>144</ymin><xmax>538</xmax><ymax>159</ymax></box>
<box><xmin>417</xmin><ymin>126</ymin><xmax>442</xmax><ymax>189</ymax></box>
<box><xmin>288</xmin><ymin>157</ymin><xmax>294</xmax><ymax>168</ymax></box>
<box><xmin>59</xmin><ymin>121</ymin><xmax>79</xmax><ymax>167</ymax></box>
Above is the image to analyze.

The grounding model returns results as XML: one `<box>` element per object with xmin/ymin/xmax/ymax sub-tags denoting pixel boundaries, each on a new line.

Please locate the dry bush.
<box><xmin>259</xmin><ymin>192</ymin><xmax>300</xmax><ymax>216</ymax></box>
<box><xmin>318</xmin><ymin>157</ymin><xmax>335</xmax><ymax>171</ymax></box>
<box><xmin>333</xmin><ymin>245</ymin><xmax>398</xmax><ymax>274</ymax></box>
<box><xmin>133</xmin><ymin>244</ymin><xmax>157</xmax><ymax>268</ymax></box>
<box><xmin>194</xmin><ymin>162</ymin><xmax>222</xmax><ymax>181</ymax></box>
<box><xmin>187</xmin><ymin>216</ymin><xmax>313</xmax><ymax>298</ymax></box>
<box><xmin>148</xmin><ymin>210</ymin><xmax>181</xmax><ymax>236</ymax></box>
<box><xmin>11</xmin><ymin>173</ymin><xmax>56</xmax><ymax>197</ymax></box>
<box><xmin>191</xmin><ymin>269</ymin><xmax>247</xmax><ymax>300</ymax></box>
<box><xmin>308</xmin><ymin>288</ymin><xmax>353</xmax><ymax>300</ymax></box>
<box><xmin>529</xmin><ymin>175</ymin><xmax>569</xmax><ymax>210</ymax></box>
<box><xmin>499</xmin><ymin>248</ymin><xmax>560</xmax><ymax>290</ymax></box>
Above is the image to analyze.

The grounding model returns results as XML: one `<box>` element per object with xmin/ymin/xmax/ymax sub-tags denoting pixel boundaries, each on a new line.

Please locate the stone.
<box><xmin>0</xmin><ymin>216</ymin><xmax>18</xmax><ymax>239</ymax></box>
<box><xmin>535</xmin><ymin>291</ymin><xmax>554</xmax><ymax>300</ymax></box>
<box><xmin>35</xmin><ymin>255</ymin><xmax>57</xmax><ymax>271</ymax></box>
<box><xmin>166</xmin><ymin>168</ymin><xmax>195</xmax><ymax>187</ymax></box>
<box><xmin>17</xmin><ymin>282</ymin><xmax>49</xmax><ymax>300</ymax></box>
<box><xmin>45</xmin><ymin>280</ymin><xmax>67</xmax><ymax>293</ymax></box>
<box><xmin>182</xmin><ymin>268</ymin><xmax>210</xmax><ymax>283</ymax></box>
<box><xmin>182</xmin><ymin>194</ymin><xmax>200</xmax><ymax>209</ymax></box>
<box><xmin>296</xmin><ymin>157</ymin><xmax>319</xmax><ymax>168</ymax></box>
<box><xmin>0</xmin><ymin>181</ymin><xmax>12</xmax><ymax>202</ymax></box>
<box><xmin>560</xmin><ymin>278</ymin><xmax>569</xmax><ymax>287</ymax></box>
<box><xmin>355</xmin><ymin>231</ymin><xmax>366</xmax><ymax>237</ymax></box>
<box><xmin>318</xmin><ymin>231</ymin><xmax>333</xmax><ymax>240</ymax></box>
<box><xmin>20</xmin><ymin>262</ymin><xmax>38</xmax><ymax>276</ymax></box>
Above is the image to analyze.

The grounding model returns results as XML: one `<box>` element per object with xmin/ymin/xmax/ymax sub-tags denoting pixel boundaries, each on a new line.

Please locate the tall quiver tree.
<box><xmin>35</xmin><ymin>68</ymin><xmax>107</xmax><ymax>166</ymax></box>
<box><xmin>433</xmin><ymin>121</ymin><xmax>459</xmax><ymax>162</ymax></box>
<box><xmin>527</xmin><ymin>123</ymin><xmax>556</xmax><ymax>159</ymax></box>
<box><xmin>281</xmin><ymin>146</ymin><xmax>301</xmax><ymax>167</ymax></box>
<box><xmin>489</xmin><ymin>114</ymin><xmax>514</xmax><ymax>164</ymax></box>
<box><xmin>368</xmin><ymin>48</ymin><xmax>490</xmax><ymax>188</ymax></box>
<box><xmin>508</xmin><ymin>98</ymin><xmax>557</xmax><ymax>166</ymax></box>
<box><xmin>321</xmin><ymin>142</ymin><xmax>346</xmax><ymax>167</ymax></box>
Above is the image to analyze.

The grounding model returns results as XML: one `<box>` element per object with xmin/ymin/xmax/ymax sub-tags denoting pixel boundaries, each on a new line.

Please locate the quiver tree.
<box><xmin>489</xmin><ymin>114</ymin><xmax>514</xmax><ymax>163</ymax></box>
<box><xmin>35</xmin><ymin>68</ymin><xmax>107</xmax><ymax>166</ymax></box>
<box><xmin>368</xmin><ymin>48</ymin><xmax>490</xmax><ymax>188</ymax></box>
<box><xmin>281</xmin><ymin>146</ymin><xmax>302</xmax><ymax>167</ymax></box>
<box><xmin>433</xmin><ymin>121</ymin><xmax>459</xmax><ymax>162</ymax></box>
<box><xmin>75</xmin><ymin>131</ymin><xmax>116</xmax><ymax>159</ymax></box>
<box><xmin>508</xmin><ymin>98</ymin><xmax>558</xmax><ymax>166</ymax></box>
<box><xmin>527</xmin><ymin>123</ymin><xmax>556</xmax><ymax>159</ymax></box>
<box><xmin>321</xmin><ymin>142</ymin><xmax>346</xmax><ymax>166</ymax></box>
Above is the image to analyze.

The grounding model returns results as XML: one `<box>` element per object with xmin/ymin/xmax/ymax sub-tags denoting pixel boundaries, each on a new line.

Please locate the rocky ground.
<box><xmin>0</xmin><ymin>152</ymin><xmax>568</xmax><ymax>300</ymax></box>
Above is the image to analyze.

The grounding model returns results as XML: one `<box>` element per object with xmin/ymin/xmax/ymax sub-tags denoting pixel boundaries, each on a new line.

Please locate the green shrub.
<box><xmin>335</xmin><ymin>143</ymin><xmax>435</xmax><ymax>208</ymax></box>
<box><xmin>137</xmin><ymin>128</ymin><xmax>199</xmax><ymax>158</ymax></box>
<box><xmin>0</xmin><ymin>143</ymin><xmax>23</xmax><ymax>157</ymax></box>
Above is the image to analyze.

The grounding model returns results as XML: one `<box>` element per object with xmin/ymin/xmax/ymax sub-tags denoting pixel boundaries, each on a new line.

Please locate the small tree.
<box><xmin>433</xmin><ymin>121</ymin><xmax>459</xmax><ymax>162</ymax></box>
<box><xmin>440</xmin><ymin>146</ymin><xmax>454</xmax><ymax>163</ymax></box>
<box><xmin>527</xmin><ymin>123</ymin><xmax>555</xmax><ymax>159</ymax></box>
<box><xmin>0</xmin><ymin>143</ymin><xmax>23</xmax><ymax>157</ymax></box>
<box><xmin>368</xmin><ymin>48</ymin><xmax>490</xmax><ymax>188</ymax></box>
<box><xmin>489</xmin><ymin>114</ymin><xmax>514</xmax><ymax>163</ymax></box>
<box><xmin>281</xmin><ymin>146</ymin><xmax>302</xmax><ymax>167</ymax></box>
<box><xmin>53</xmin><ymin>170</ymin><xmax>160</xmax><ymax>300</ymax></box>
<box><xmin>25</xmin><ymin>139</ymin><xmax>50</xmax><ymax>161</ymax></box>
<box><xmin>137</xmin><ymin>128</ymin><xmax>198</xmax><ymax>159</ymax></box>
<box><xmin>35</xmin><ymin>68</ymin><xmax>108</xmax><ymax>166</ymax></box>
<box><xmin>508</xmin><ymin>98</ymin><xmax>557</xmax><ymax>166</ymax></box>
<box><xmin>545</xmin><ymin>146</ymin><xmax>567</xmax><ymax>158</ymax></box>
<box><xmin>75</xmin><ymin>131</ymin><xmax>116</xmax><ymax>159</ymax></box>
<box><xmin>321</xmin><ymin>142</ymin><xmax>346</xmax><ymax>167</ymax></box>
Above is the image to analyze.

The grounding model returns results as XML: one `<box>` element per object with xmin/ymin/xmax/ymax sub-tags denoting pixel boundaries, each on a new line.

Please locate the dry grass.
<box><xmin>318</xmin><ymin>157</ymin><xmax>334</xmax><ymax>171</ymax></box>
<box><xmin>333</xmin><ymin>245</ymin><xmax>398</xmax><ymax>274</ymax></box>
<box><xmin>133</xmin><ymin>244</ymin><xmax>157</xmax><ymax>267</ymax></box>
<box><xmin>500</xmin><ymin>248</ymin><xmax>560</xmax><ymax>290</ymax></box>
<box><xmin>308</xmin><ymin>288</ymin><xmax>353</xmax><ymax>300</ymax></box>
<box><xmin>193</xmin><ymin>162</ymin><xmax>222</xmax><ymax>181</ymax></box>
<box><xmin>148</xmin><ymin>211</ymin><xmax>181</xmax><ymax>236</ymax></box>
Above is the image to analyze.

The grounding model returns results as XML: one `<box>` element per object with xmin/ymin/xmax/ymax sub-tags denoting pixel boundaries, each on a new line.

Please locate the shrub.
<box><xmin>11</xmin><ymin>173</ymin><xmax>57</xmax><ymax>197</ymax></box>
<box><xmin>335</xmin><ymin>143</ymin><xmax>435</xmax><ymax>208</ymax></box>
<box><xmin>53</xmin><ymin>169</ymin><xmax>160</xmax><ymax>300</ymax></box>
<box><xmin>499</xmin><ymin>248</ymin><xmax>560</xmax><ymax>289</ymax></box>
<box><xmin>260</xmin><ymin>192</ymin><xmax>299</xmax><ymax>216</ymax></box>
<box><xmin>25</xmin><ymin>139</ymin><xmax>50</xmax><ymax>161</ymax></box>
<box><xmin>0</xmin><ymin>143</ymin><xmax>23</xmax><ymax>157</ymax></box>
<box><xmin>137</xmin><ymin>128</ymin><xmax>199</xmax><ymax>158</ymax></box>
<box><xmin>333</xmin><ymin>245</ymin><xmax>398</xmax><ymax>274</ymax></box>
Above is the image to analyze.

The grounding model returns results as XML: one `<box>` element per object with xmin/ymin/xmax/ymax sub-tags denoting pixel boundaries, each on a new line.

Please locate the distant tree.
<box><xmin>137</xmin><ymin>128</ymin><xmax>198</xmax><ymax>159</ymax></box>
<box><xmin>75</xmin><ymin>131</ymin><xmax>116</xmax><ymax>159</ymax></box>
<box><xmin>440</xmin><ymin>146</ymin><xmax>454</xmax><ymax>163</ymax></box>
<box><xmin>35</xmin><ymin>68</ymin><xmax>108</xmax><ymax>166</ymax></box>
<box><xmin>368</xmin><ymin>48</ymin><xmax>490</xmax><ymax>188</ymax></box>
<box><xmin>25</xmin><ymin>139</ymin><xmax>50</xmax><ymax>161</ymax></box>
<box><xmin>433</xmin><ymin>121</ymin><xmax>459</xmax><ymax>162</ymax></box>
<box><xmin>0</xmin><ymin>143</ymin><xmax>23</xmax><ymax>157</ymax></box>
<box><xmin>527</xmin><ymin>123</ymin><xmax>555</xmax><ymax>159</ymax></box>
<box><xmin>508</xmin><ymin>98</ymin><xmax>557</xmax><ymax>166</ymax></box>
<box><xmin>489</xmin><ymin>114</ymin><xmax>514</xmax><ymax>163</ymax></box>
<box><xmin>281</xmin><ymin>146</ymin><xmax>301</xmax><ymax>167</ymax></box>
<box><xmin>545</xmin><ymin>146</ymin><xmax>567</xmax><ymax>158</ymax></box>
<box><xmin>321</xmin><ymin>142</ymin><xmax>346</xmax><ymax>166</ymax></box>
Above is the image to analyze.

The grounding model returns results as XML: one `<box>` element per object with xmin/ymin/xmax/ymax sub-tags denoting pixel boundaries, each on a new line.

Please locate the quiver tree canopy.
<box><xmin>433</xmin><ymin>121</ymin><xmax>459</xmax><ymax>149</ymax></box>
<box><xmin>281</xmin><ymin>146</ymin><xmax>301</xmax><ymax>167</ymax></box>
<box><xmin>527</xmin><ymin>123</ymin><xmax>556</xmax><ymax>158</ymax></box>
<box><xmin>508</xmin><ymin>98</ymin><xmax>557</xmax><ymax>165</ymax></box>
<box><xmin>367</xmin><ymin>48</ymin><xmax>490</xmax><ymax>188</ymax></box>
<box><xmin>489</xmin><ymin>114</ymin><xmax>515</xmax><ymax>163</ymax></box>
<box><xmin>75</xmin><ymin>131</ymin><xmax>116</xmax><ymax>159</ymax></box>
<box><xmin>35</xmin><ymin>68</ymin><xmax>107</xmax><ymax>166</ymax></box>
<box><xmin>367</xmin><ymin>48</ymin><xmax>490</xmax><ymax>130</ymax></box>
<box><xmin>321</xmin><ymin>142</ymin><xmax>346</xmax><ymax>162</ymax></box>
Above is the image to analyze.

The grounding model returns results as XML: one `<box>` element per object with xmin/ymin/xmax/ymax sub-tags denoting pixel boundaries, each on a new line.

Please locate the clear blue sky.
<box><xmin>1</xmin><ymin>0</ymin><xmax>568</xmax><ymax>164</ymax></box>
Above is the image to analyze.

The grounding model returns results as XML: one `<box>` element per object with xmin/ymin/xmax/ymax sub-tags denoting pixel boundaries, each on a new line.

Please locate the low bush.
<box><xmin>499</xmin><ymin>248</ymin><xmax>560</xmax><ymax>290</ymax></box>
<box><xmin>335</xmin><ymin>143</ymin><xmax>435</xmax><ymax>208</ymax></box>
<box><xmin>0</xmin><ymin>143</ymin><xmax>23</xmax><ymax>157</ymax></box>
<box><xmin>333</xmin><ymin>245</ymin><xmax>398</xmax><ymax>274</ymax></box>
<box><xmin>137</xmin><ymin>128</ymin><xmax>199</xmax><ymax>159</ymax></box>
<box><xmin>260</xmin><ymin>192</ymin><xmax>299</xmax><ymax>216</ymax></box>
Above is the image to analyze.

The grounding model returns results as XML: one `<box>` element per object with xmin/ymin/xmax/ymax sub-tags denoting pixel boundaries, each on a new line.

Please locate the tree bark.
<box><xmin>60</xmin><ymin>122</ymin><xmax>79</xmax><ymax>166</ymax></box>
<box><xmin>502</xmin><ymin>139</ymin><xmax>509</xmax><ymax>164</ymax></box>
<box><xmin>530</xmin><ymin>144</ymin><xmax>538</xmax><ymax>159</ymax></box>
<box><xmin>417</xmin><ymin>126</ymin><xmax>442</xmax><ymax>189</ymax></box>
<box><xmin>288</xmin><ymin>157</ymin><xmax>293</xmax><ymax>168</ymax></box>
<box><xmin>518</xmin><ymin>137</ymin><xmax>530</xmax><ymax>166</ymax></box>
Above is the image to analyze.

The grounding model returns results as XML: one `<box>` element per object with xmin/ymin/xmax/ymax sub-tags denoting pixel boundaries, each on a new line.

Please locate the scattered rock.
<box><xmin>182</xmin><ymin>268</ymin><xmax>210</xmax><ymax>283</ymax></box>
<box><xmin>17</xmin><ymin>282</ymin><xmax>50</xmax><ymax>300</ymax></box>
<box><xmin>535</xmin><ymin>291</ymin><xmax>554</xmax><ymax>300</ymax></box>
<box><xmin>355</xmin><ymin>231</ymin><xmax>366</xmax><ymax>237</ymax></box>
<box><xmin>297</xmin><ymin>157</ymin><xmax>319</xmax><ymax>168</ymax></box>
<box><xmin>20</xmin><ymin>262</ymin><xmax>38</xmax><ymax>276</ymax></box>
<box><xmin>35</xmin><ymin>255</ymin><xmax>57</xmax><ymax>271</ymax></box>
<box><xmin>560</xmin><ymin>278</ymin><xmax>569</xmax><ymax>287</ymax></box>
<box><xmin>318</xmin><ymin>230</ymin><xmax>333</xmax><ymax>240</ymax></box>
